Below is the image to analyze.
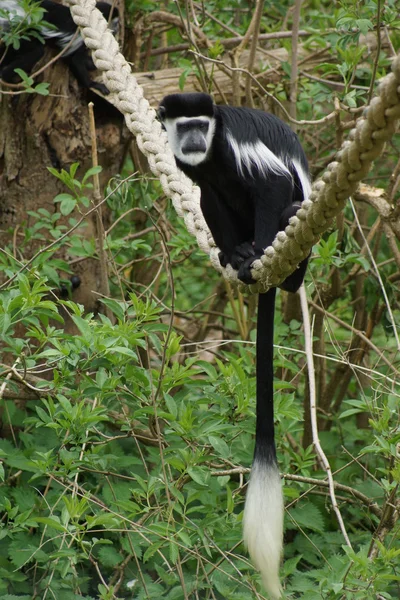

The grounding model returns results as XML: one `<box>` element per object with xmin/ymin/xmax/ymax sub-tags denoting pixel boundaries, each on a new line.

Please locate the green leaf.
<box><xmin>34</xmin><ymin>517</ymin><xmax>66</xmax><ymax>532</ymax></box>
<box><xmin>82</xmin><ymin>165</ymin><xmax>103</xmax><ymax>183</ymax></box>
<box><xmin>13</xmin><ymin>68</ymin><xmax>33</xmax><ymax>85</ymax></box>
<box><xmin>187</xmin><ymin>467</ymin><xmax>209</xmax><ymax>486</ymax></box>
<box><xmin>71</xmin><ymin>315</ymin><xmax>93</xmax><ymax>337</ymax></box>
<box><xmin>176</xmin><ymin>529</ymin><xmax>192</xmax><ymax>547</ymax></box>
<box><xmin>35</xmin><ymin>406</ymin><xmax>51</xmax><ymax>424</ymax></box>
<box><xmin>339</xmin><ymin>408</ymin><xmax>364</xmax><ymax>418</ymax></box>
<box><xmin>106</xmin><ymin>346</ymin><xmax>137</xmax><ymax>357</ymax></box>
<box><xmin>226</xmin><ymin>483</ymin><xmax>234</xmax><ymax>514</ymax></box>
<box><xmin>164</xmin><ymin>394</ymin><xmax>177</xmax><ymax>419</ymax></box>
<box><xmin>208</xmin><ymin>435</ymin><xmax>230</xmax><ymax>459</ymax></box>
<box><xmin>169</xmin><ymin>541</ymin><xmax>179</xmax><ymax>565</ymax></box>
<box><xmin>143</xmin><ymin>541</ymin><xmax>163</xmax><ymax>563</ymax></box>
<box><xmin>356</xmin><ymin>18</ymin><xmax>373</xmax><ymax>35</ymax></box>
<box><xmin>97</xmin><ymin>546</ymin><xmax>123</xmax><ymax>567</ymax></box>
<box><xmin>288</xmin><ymin>502</ymin><xmax>325</xmax><ymax>532</ymax></box>
<box><xmin>34</xmin><ymin>82</ymin><xmax>50</xmax><ymax>96</ymax></box>
<box><xmin>59</xmin><ymin>196</ymin><xmax>77</xmax><ymax>216</ymax></box>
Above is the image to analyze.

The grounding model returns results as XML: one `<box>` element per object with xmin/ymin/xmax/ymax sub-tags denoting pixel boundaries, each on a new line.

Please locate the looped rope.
<box><xmin>258</xmin><ymin>58</ymin><xmax>400</xmax><ymax>290</ymax></box>
<box><xmin>67</xmin><ymin>0</ymin><xmax>400</xmax><ymax>294</ymax></box>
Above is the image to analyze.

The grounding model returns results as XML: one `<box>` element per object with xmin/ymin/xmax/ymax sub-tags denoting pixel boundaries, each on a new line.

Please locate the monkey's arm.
<box><xmin>199</xmin><ymin>182</ymin><xmax>249</xmax><ymax>267</ymax></box>
<box><xmin>64</xmin><ymin>47</ymin><xmax>109</xmax><ymax>94</ymax></box>
<box><xmin>237</xmin><ymin>175</ymin><xmax>292</xmax><ymax>284</ymax></box>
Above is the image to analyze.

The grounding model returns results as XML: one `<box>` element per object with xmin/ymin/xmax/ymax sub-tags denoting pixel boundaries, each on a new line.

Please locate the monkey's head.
<box><xmin>158</xmin><ymin>93</ymin><xmax>216</xmax><ymax>166</ymax></box>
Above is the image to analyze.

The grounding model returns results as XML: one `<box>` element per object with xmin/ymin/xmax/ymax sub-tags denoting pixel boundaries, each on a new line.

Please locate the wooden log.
<box><xmin>134</xmin><ymin>47</ymin><xmax>308</xmax><ymax>107</ymax></box>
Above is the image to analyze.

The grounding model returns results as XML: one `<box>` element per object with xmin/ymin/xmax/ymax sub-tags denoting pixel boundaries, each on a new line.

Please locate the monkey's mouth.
<box><xmin>182</xmin><ymin>144</ymin><xmax>206</xmax><ymax>154</ymax></box>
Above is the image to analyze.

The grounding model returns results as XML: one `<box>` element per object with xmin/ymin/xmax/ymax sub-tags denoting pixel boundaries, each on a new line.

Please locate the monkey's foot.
<box><xmin>237</xmin><ymin>253</ymin><xmax>262</xmax><ymax>284</ymax></box>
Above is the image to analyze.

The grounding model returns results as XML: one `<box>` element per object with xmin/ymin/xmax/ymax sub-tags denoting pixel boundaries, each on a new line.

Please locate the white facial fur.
<box><xmin>163</xmin><ymin>116</ymin><xmax>216</xmax><ymax>166</ymax></box>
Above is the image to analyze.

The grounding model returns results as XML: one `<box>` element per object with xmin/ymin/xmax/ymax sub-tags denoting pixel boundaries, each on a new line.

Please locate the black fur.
<box><xmin>0</xmin><ymin>1</ymin><xmax>118</xmax><ymax>94</ymax></box>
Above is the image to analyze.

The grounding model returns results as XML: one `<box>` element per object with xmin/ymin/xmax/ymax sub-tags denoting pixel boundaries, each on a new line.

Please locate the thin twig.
<box><xmin>309</xmin><ymin>300</ymin><xmax>399</xmax><ymax>376</ymax></box>
<box><xmin>209</xmin><ymin>468</ymin><xmax>382</xmax><ymax>518</ymax></box>
<box><xmin>368</xmin><ymin>0</ymin><xmax>382</xmax><ymax>104</ymax></box>
<box><xmin>145</xmin><ymin>28</ymin><xmax>338</xmax><ymax>58</ymax></box>
<box><xmin>0</xmin><ymin>357</ymin><xmax>20</xmax><ymax>400</ymax></box>
<box><xmin>88</xmin><ymin>102</ymin><xmax>113</xmax><ymax>322</ymax></box>
<box><xmin>245</xmin><ymin>0</ymin><xmax>265</xmax><ymax>106</ymax></box>
<box><xmin>190</xmin><ymin>50</ymin><xmax>337</xmax><ymax>126</ymax></box>
<box><xmin>350</xmin><ymin>199</ymin><xmax>400</xmax><ymax>351</ymax></box>
<box><xmin>223</xmin><ymin>280</ymin><xmax>246</xmax><ymax>340</ymax></box>
<box><xmin>289</xmin><ymin>0</ymin><xmax>303</xmax><ymax>129</ymax></box>
<box><xmin>299</xmin><ymin>284</ymin><xmax>353</xmax><ymax>548</ymax></box>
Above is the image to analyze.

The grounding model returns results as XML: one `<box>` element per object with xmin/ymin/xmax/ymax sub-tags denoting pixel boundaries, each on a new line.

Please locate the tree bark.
<box><xmin>0</xmin><ymin>59</ymin><xmax>128</xmax><ymax>320</ymax></box>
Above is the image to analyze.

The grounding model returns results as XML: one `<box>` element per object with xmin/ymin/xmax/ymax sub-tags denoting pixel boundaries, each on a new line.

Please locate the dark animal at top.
<box><xmin>158</xmin><ymin>92</ymin><xmax>311</xmax><ymax>599</ymax></box>
<box><xmin>0</xmin><ymin>0</ymin><xmax>118</xmax><ymax>94</ymax></box>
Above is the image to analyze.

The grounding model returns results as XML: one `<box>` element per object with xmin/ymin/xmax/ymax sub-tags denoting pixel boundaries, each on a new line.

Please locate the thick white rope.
<box><xmin>67</xmin><ymin>0</ymin><xmax>400</xmax><ymax>294</ymax></box>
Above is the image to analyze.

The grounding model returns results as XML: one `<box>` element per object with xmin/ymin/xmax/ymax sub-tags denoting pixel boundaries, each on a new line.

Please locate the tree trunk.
<box><xmin>0</xmin><ymin>59</ymin><xmax>128</xmax><ymax>323</ymax></box>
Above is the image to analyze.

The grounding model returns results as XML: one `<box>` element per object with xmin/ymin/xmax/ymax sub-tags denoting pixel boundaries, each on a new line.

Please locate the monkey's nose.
<box><xmin>182</xmin><ymin>135</ymin><xmax>206</xmax><ymax>154</ymax></box>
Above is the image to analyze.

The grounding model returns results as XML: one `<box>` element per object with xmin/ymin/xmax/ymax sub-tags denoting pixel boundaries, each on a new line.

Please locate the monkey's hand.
<box><xmin>219</xmin><ymin>242</ymin><xmax>255</xmax><ymax>270</ymax></box>
<box><xmin>89</xmin><ymin>81</ymin><xmax>110</xmax><ymax>95</ymax></box>
<box><xmin>237</xmin><ymin>251</ymin><xmax>263</xmax><ymax>284</ymax></box>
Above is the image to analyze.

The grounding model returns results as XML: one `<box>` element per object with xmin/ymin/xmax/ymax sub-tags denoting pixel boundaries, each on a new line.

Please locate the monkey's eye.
<box><xmin>199</xmin><ymin>123</ymin><xmax>209</xmax><ymax>132</ymax></box>
<box><xmin>157</xmin><ymin>106</ymin><xmax>166</xmax><ymax>121</ymax></box>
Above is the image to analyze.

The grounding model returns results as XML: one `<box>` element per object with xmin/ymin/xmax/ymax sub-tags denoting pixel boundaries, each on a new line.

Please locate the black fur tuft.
<box><xmin>159</xmin><ymin>93</ymin><xmax>215</xmax><ymax>119</ymax></box>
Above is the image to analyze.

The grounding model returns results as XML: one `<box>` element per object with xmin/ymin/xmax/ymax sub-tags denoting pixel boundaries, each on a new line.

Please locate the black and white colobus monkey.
<box><xmin>0</xmin><ymin>0</ymin><xmax>118</xmax><ymax>94</ymax></box>
<box><xmin>158</xmin><ymin>92</ymin><xmax>311</xmax><ymax>599</ymax></box>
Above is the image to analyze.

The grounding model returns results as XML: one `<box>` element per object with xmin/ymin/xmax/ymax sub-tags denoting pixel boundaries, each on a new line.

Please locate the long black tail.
<box><xmin>243</xmin><ymin>288</ymin><xmax>283</xmax><ymax>599</ymax></box>
<box><xmin>255</xmin><ymin>289</ymin><xmax>278</xmax><ymax>462</ymax></box>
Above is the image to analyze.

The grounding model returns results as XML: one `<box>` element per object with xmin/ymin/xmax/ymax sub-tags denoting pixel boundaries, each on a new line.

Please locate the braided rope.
<box><xmin>67</xmin><ymin>0</ymin><xmax>400</xmax><ymax>294</ymax></box>
<box><xmin>255</xmin><ymin>57</ymin><xmax>400</xmax><ymax>289</ymax></box>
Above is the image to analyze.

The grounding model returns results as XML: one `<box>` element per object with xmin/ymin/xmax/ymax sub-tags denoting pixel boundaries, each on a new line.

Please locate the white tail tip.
<box><xmin>243</xmin><ymin>458</ymin><xmax>284</xmax><ymax>599</ymax></box>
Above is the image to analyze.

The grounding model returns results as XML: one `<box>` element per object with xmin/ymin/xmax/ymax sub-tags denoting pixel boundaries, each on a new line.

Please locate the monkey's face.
<box><xmin>161</xmin><ymin>115</ymin><xmax>216</xmax><ymax>166</ymax></box>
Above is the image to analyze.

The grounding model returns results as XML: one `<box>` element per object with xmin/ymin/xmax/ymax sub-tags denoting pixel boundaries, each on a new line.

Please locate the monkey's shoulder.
<box><xmin>216</xmin><ymin>105</ymin><xmax>300</xmax><ymax>154</ymax></box>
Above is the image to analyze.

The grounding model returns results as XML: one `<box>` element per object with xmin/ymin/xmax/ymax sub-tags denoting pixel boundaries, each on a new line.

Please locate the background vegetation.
<box><xmin>0</xmin><ymin>0</ymin><xmax>399</xmax><ymax>598</ymax></box>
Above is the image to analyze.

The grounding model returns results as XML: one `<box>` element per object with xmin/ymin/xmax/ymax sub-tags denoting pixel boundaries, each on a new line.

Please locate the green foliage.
<box><xmin>11</xmin><ymin>68</ymin><xmax>50</xmax><ymax>95</ymax></box>
<box><xmin>1</xmin><ymin>152</ymin><xmax>398</xmax><ymax>598</ymax></box>
<box><xmin>0</xmin><ymin>0</ymin><xmax>49</xmax><ymax>50</ymax></box>
<box><xmin>50</xmin><ymin>162</ymin><xmax>102</xmax><ymax>215</ymax></box>
<box><xmin>0</xmin><ymin>0</ymin><xmax>66</xmax><ymax>95</ymax></box>
<box><xmin>0</xmin><ymin>0</ymin><xmax>53</xmax><ymax>95</ymax></box>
